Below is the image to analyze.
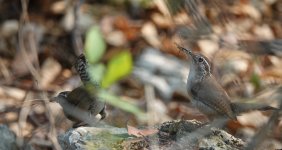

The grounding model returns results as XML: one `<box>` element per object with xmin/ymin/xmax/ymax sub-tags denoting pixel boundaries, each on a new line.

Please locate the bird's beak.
<box><xmin>175</xmin><ymin>44</ymin><xmax>194</xmax><ymax>57</ymax></box>
<box><xmin>50</xmin><ymin>97</ymin><xmax>57</xmax><ymax>102</ymax></box>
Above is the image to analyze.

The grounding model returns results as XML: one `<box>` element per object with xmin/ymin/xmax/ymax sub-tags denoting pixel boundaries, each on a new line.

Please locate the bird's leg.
<box><xmin>99</xmin><ymin>106</ymin><xmax>107</xmax><ymax>120</ymax></box>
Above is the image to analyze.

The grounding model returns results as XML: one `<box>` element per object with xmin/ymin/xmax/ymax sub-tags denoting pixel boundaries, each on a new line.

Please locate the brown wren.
<box><xmin>52</xmin><ymin>54</ymin><xmax>106</xmax><ymax>127</ymax></box>
<box><xmin>176</xmin><ymin>45</ymin><xmax>275</xmax><ymax>120</ymax></box>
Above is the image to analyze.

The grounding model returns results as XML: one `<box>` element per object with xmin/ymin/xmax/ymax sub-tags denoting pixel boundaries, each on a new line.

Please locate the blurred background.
<box><xmin>0</xmin><ymin>0</ymin><xmax>281</xmax><ymax>149</ymax></box>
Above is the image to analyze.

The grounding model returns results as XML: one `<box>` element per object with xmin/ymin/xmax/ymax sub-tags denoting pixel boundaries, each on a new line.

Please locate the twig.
<box><xmin>145</xmin><ymin>84</ymin><xmax>156</xmax><ymax>126</ymax></box>
<box><xmin>72</xmin><ymin>0</ymin><xmax>84</xmax><ymax>55</ymax></box>
<box><xmin>183</xmin><ymin>0</ymin><xmax>212</xmax><ymax>35</ymax></box>
<box><xmin>0</xmin><ymin>59</ymin><xmax>12</xmax><ymax>83</ymax></box>
<box><xmin>245</xmin><ymin>87</ymin><xmax>282</xmax><ymax>150</ymax></box>
<box><xmin>18</xmin><ymin>0</ymin><xmax>62</xmax><ymax>149</ymax></box>
<box><xmin>16</xmin><ymin>89</ymin><xmax>29</xmax><ymax>147</ymax></box>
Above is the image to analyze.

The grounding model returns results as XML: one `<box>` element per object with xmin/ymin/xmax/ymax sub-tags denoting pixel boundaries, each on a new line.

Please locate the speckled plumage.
<box><xmin>74</xmin><ymin>54</ymin><xmax>91</xmax><ymax>83</ymax></box>
<box><xmin>53</xmin><ymin>54</ymin><xmax>106</xmax><ymax>127</ymax></box>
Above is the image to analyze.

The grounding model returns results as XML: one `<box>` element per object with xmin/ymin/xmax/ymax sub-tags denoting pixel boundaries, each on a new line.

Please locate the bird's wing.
<box><xmin>195</xmin><ymin>75</ymin><xmax>235</xmax><ymax>119</ymax></box>
<box><xmin>67</xmin><ymin>87</ymin><xmax>93</xmax><ymax>110</ymax></box>
<box><xmin>68</xmin><ymin>87</ymin><xmax>105</xmax><ymax>116</ymax></box>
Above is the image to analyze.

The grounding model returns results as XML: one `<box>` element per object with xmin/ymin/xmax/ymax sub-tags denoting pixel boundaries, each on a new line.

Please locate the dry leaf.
<box><xmin>127</xmin><ymin>125</ymin><xmax>158</xmax><ymax>137</ymax></box>
<box><xmin>141</xmin><ymin>22</ymin><xmax>161</xmax><ymax>48</ymax></box>
<box><xmin>40</xmin><ymin>57</ymin><xmax>62</xmax><ymax>89</ymax></box>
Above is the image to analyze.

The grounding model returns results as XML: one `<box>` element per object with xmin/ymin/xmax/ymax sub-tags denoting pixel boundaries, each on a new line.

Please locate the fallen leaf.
<box><xmin>127</xmin><ymin>125</ymin><xmax>158</xmax><ymax>137</ymax></box>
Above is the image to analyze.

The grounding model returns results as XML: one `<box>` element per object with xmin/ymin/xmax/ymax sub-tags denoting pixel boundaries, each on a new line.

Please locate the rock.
<box><xmin>158</xmin><ymin>120</ymin><xmax>245</xmax><ymax>150</ymax></box>
<box><xmin>58</xmin><ymin>120</ymin><xmax>247</xmax><ymax>150</ymax></box>
<box><xmin>0</xmin><ymin>125</ymin><xmax>18</xmax><ymax>150</ymax></box>
<box><xmin>58</xmin><ymin>125</ymin><xmax>129</xmax><ymax>150</ymax></box>
<box><xmin>199</xmin><ymin>129</ymin><xmax>245</xmax><ymax>150</ymax></box>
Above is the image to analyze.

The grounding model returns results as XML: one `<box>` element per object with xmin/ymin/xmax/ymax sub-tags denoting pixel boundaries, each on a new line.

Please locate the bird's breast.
<box><xmin>191</xmin><ymin>100</ymin><xmax>218</xmax><ymax>118</ymax></box>
<box><xmin>187</xmin><ymin>79</ymin><xmax>202</xmax><ymax>100</ymax></box>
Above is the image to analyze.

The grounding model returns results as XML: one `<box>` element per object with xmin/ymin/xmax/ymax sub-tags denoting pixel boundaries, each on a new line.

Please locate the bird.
<box><xmin>176</xmin><ymin>44</ymin><xmax>276</xmax><ymax>120</ymax></box>
<box><xmin>52</xmin><ymin>54</ymin><xmax>106</xmax><ymax>127</ymax></box>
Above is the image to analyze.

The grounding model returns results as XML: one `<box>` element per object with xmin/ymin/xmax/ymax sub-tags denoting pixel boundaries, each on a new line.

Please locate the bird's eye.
<box><xmin>198</xmin><ymin>57</ymin><xmax>204</xmax><ymax>62</ymax></box>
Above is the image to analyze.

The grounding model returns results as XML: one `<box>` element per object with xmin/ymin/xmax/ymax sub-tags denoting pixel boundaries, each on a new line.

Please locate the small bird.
<box><xmin>52</xmin><ymin>54</ymin><xmax>106</xmax><ymax>127</ymax></box>
<box><xmin>176</xmin><ymin>44</ymin><xmax>276</xmax><ymax>120</ymax></box>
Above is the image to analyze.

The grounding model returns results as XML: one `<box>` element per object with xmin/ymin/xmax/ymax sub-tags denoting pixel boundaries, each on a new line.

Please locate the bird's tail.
<box><xmin>74</xmin><ymin>54</ymin><xmax>91</xmax><ymax>83</ymax></box>
<box><xmin>231</xmin><ymin>102</ymin><xmax>277</xmax><ymax>115</ymax></box>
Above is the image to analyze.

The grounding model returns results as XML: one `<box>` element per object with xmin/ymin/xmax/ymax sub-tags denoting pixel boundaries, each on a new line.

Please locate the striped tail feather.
<box><xmin>74</xmin><ymin>54</ymin><xmax>91</xmax><ymax>83</ymax></box>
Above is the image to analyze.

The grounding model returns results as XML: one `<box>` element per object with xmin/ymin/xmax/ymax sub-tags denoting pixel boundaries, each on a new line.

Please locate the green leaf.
<box><xmin>101</xmin><ymin>50</ymin><xmax>132</xmax><ymax>88</ymax></box>
<box><xmin>85</xmin><ymin>26</ymin><xmax>106</xmax><ymax>64</ymax></box>
<box><xmin>88</xmin><ymin>63</ymin><xmax>106</xmax><ymax>84</ymax></box>
<box><xmin>98</xmin><ymin>90</ymin><xmax>147</xmax><ymax>121</ymax></box>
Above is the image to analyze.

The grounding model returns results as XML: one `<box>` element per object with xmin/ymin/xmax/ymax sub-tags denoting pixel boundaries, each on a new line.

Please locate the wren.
<box><xmin>176</xmin><ymin>45</ymin><xmax>275</xmax><ymax>120</ymax></box>
<box><xmin>52</xmin><ymin>54</ymin><xmax>106</xmax><ymax>127</ymax></box>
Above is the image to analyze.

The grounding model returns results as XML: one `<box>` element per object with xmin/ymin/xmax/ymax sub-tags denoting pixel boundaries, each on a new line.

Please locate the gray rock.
<box><xmin>58</xmin><ymin>126</ymin><xmax>129</xmax><ymax>150</ymax></box>
<box><xmin>158</xmin><ymin>120</ymin><xmax>245</xmax><ymax>150</ymax></box>
<box><xmin>58</xmin><ymin>120</ymin><xmax>247</xmax><ymax>150</ymax></box>
<box><xmin>0</xmin><ymin>125</ymin><xmax>18</xmax><ymax>150</ymax></box>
